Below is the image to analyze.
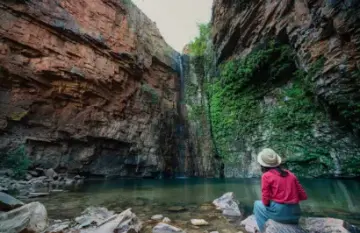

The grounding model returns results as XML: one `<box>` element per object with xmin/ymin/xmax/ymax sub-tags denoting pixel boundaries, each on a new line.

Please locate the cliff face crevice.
<box><xmin>0</xmin><ymin>0</ymin><xmax>181</xmax><ymax>178</ymax></box>
<box><xmin>208</xmin><ymin>0</ymin><xmax>360</xmax><ymax>177</ymax></box>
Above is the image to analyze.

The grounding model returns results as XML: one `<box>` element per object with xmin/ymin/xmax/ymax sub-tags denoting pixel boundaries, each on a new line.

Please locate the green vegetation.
<box><xmin>185</xmin><ymin>20</ymin><xmax>360</xmax><ymax>176</ymax></box>
<box><xmin>185</xmin><ymin>23</ymin><xmax>211</xmax><ymax>122</ymax></box>
<box><xmin>141</xmin><ymin>83</ymin><xmax>160</xmax><ymax>104</ymax></box>
<box><xmin>188</xmin><ymin>23</ymin><xmax>211</xmax><ymax>57</ymax></box>
<box><xmin>208</xmin><ymin>41</ymin><xmax>298</xmax><ymax>161</ymax></box>
<box><xmin>122</xmin><ymin>0</ymin><xmax>133</xmax><ymax>7</ymax></box>
<box><xmin>1</xmin><ymin>145</ymin><xmax>30</xmax><ymax>179</ymax></box>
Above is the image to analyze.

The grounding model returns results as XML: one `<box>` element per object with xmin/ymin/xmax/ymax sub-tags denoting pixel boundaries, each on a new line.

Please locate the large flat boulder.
<box><xmin>240</xmin><ymin>215</ymin><xmax>360</xmax><ymax>233</ymax></box>
<box><xmin>0</xmin><ymin>201</ymin><xmax>48</xmax><ymax>233</ymax></box>
<box><xmin>264</xmin><ymin>220</ymin><xmax>306</xmax><ymax>233</ymax></box>
<box><xmin>0</xmin><ymin>191</ymin><xmax>24</xmax><ymax>211</ymax></box>
<box><xmin>300</xmin><ymin>217</ymin><xmax>360</xmax><ymax>233</ymax></box>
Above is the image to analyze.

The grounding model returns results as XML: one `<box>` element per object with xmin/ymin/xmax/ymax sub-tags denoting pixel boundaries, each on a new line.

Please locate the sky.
<box><xmin>132</xmin><ymin>0</ymin><xmax>213</xmax><ymax>52</ymax></box>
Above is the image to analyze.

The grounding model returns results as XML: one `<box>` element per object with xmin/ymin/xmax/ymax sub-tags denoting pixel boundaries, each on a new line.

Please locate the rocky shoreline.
<box><xmin>1</xmin><ymin>191</ymin><xmax>359</xmax><ymax>233</ymax></box>
<box><xmin>0</xmin><ymin>168</ymin><xmax>84</xmax><ymax>199</ymax></box>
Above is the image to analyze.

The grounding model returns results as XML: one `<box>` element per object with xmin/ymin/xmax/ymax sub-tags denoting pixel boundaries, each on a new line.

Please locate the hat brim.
<box><xmin>257</xmin><ymin>153</ymin><xmax>282</xmax><ymax>168</ymax></box>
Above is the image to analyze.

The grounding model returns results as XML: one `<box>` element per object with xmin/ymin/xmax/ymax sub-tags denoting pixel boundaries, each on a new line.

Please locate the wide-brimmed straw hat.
<box><xmin>257</xmin><ymin>148</ymin><xmax>282</xmax><ymax>167</ymax></box>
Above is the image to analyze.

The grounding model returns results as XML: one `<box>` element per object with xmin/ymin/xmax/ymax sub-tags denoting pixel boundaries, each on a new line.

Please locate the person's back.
<box><xmin>253</xmin><ymin>148</ymin><xmax>308</xmax><ymax>233</ymax></box>
<box><xmin>261</xmin><ymin>169</ymin><xmax>307</xmax><ymax>206</ymax></box>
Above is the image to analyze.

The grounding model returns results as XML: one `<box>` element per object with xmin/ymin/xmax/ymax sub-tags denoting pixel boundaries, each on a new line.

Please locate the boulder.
<box><xmin>55</xmin><ymin>208</ymin><xmax>142</xmax><ymax>233</ymax></box>
<box><xmin>301</xmin><ymin>217</ymin><xmax>360</xmax><ymax>233</ymax></box>
<box><xmin>240</xmin><ymin>215</ymin><xmax>360</xmax><ymax>233</ymax></box>
<box><xmin>240</xmin><ymin>215</ymin><xmax>259</xmax><ymax>233</ymax></box>
<box><xmin>0</xmin><ymin>201</ymin><xmax>48</xmax><ymax>233</ymax></box>
<box><xmin>113</xmin><ymin>208</ymin><xmax>142</xmax><ymax>233</ymax></box>
<box><xmin>75</xmin><ymin>206</ymin><xmax>115</xmax><ymax>228</ymax></box>
<box><xmin>212</xmin><ymin>192</ymin><xmax>242</xmax><ymax>217</ymax></box>
<box><xmin>264</xmin><ymin>220</ymin><xmax>306</xmax><ymax>233</ymax></box>
<box><xmin>152</xmin><ymin>223</ymin><xmax>185</xmax><ymax>233</ymax></box>
<box><xmin>45</xmin><ymin>168</ymin><xmax>58</xmax><ymax>180</ymax></box>
<box><xmin>0</xmin><ymin>191</ymin><xmax>24</xmax><ymax>211</ymax></box>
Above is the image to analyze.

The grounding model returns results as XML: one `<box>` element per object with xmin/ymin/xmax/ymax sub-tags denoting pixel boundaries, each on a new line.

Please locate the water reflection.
<box><xmin>29</xmin><ymin>178</ymin><xmax>360</xmax><ymax>225</ymax></box>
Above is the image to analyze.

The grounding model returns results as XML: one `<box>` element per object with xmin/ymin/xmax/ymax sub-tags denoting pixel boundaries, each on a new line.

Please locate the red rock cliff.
<box><xmin>0</xmin><ymin>0</ymin><xmax>182</xmax><ymax>177</ymax></box>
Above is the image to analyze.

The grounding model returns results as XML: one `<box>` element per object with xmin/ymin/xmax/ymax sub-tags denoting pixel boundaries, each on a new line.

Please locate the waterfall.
<box><xmin>330</xmin><ymin>149</ymin><xmax>341</xmax><ymax>177</ymax></box>
<box><xmin>176</xmin><ymin>53</ymin><xmax>187</xmax><ymax>178</ymax></box>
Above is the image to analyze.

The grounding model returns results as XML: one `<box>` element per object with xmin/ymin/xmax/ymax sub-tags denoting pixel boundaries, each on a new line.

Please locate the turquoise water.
<box><xmin>30</xmin><ymin>178</ymin><xmax>360</xmax><ymax>226</ymax></box>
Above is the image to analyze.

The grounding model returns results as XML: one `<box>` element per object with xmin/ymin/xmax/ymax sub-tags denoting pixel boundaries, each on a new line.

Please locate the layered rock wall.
<box><xmin>0</xmin><ymin>0</ymin><xmax>182</xmax><ymax>177</ymax></box>
<box><xmin>210</xmin><ymin>0</ymin><xmax>360</xmax><ymax>177</ymax></box>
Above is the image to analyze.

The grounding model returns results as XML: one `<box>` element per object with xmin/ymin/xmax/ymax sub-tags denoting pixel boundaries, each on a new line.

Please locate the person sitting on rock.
<box><xmin>253</xmin><ymin>148</ymin><xmax>307</xmax><ymax>232</ymax></box>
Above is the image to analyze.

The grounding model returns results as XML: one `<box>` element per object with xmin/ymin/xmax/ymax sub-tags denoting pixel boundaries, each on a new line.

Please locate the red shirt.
<box><xmin>261</xmin><ymin>169</ymin><xmax>307</xmax><ymax>206</ymax></box>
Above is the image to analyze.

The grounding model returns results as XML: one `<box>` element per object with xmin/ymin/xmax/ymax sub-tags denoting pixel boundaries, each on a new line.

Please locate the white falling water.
<box><xmin>330</xmin><ymin>149</ymin><xmax>341</xmax><ymax>177</ymax></box>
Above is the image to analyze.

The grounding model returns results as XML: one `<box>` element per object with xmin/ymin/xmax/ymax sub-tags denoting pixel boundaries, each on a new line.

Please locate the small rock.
<box><xmin>45</xmin><ymin>168</ymin><xmax>57</xmax><ymax>179</ymax></box>
<box><xmin>199</xmin><ymin>203</ymin><xmax>214</xmax><ymax>211</ymax></box>
<box><xmin>162</xmin><ymin>217</ymin><xmax>171</xmax><ymax>223</ymax></box>
<box><xmin>74</xmin><ymin>175</ymin><xmax>83</xmax><ymax>180</ymax></box>
<box><xmin>191</xmin><ymin>219</ymin><xmax>209</xmax><ymax>226</ymax></box>
<box><xmin>29</xmin><ymin>192</ymin><xmax>50</xmax><ymax>198</ymax></box>
<box><xmin>25</xmin><ymin>173</ymin><xmax>33</xmax><ymax>181</ymax></box>
<box><xmin>28</xmin><ymin>170</ymin><xmax>39</xmax><ymax>177</ymax></box>
<box><xmin>35</xmin><ymin>168</ymin><xmax>45</xmax><ymax>176</ymax></box>
<box><xmin>65</xmin><ymin>178</ymin><xmax>75</xmax><ymax>187</ymax></box>
<box><xmin>151</xmin><ymin>214</ymin><xmax>164</xmax><ymax>220</ymax></box>
<box><xmin>46</xmin><ymin>220</ymin><xmax>71</xmax><ymax>232</ymax></box>
<box><xmin>50</xmin><ymin>189</ymin><xmax>64</xmax><ymax>193</ymax></box>
<box><xmin>0</xmin><ymin>169</ymin><xmax>14</xmax><ymax>177</ymax></box>
<box><xmin>153</xmin><ymin>223</ymin><xmax>185</xmax><ymax>233</ymax></box>
<box><xmin>210</xmin><ymin>231</ymin><xmax>219</xmax><ymax>233</ymax></box>
<box><xmin>167</xmin><ymin>206</ymin><xmax>187</xmax><ymax>212</ymax></box>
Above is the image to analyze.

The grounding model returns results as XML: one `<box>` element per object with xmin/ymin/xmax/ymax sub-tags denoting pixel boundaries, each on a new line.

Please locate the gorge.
<box><xmin>1</xmin><ymin>0</ymin><xmax>360</xmax><ymax>180</ymax></box>
<box><xmin>1</xmin><ymin>0</ymin><xmax>360</xmax><ymax>233</ymax></box>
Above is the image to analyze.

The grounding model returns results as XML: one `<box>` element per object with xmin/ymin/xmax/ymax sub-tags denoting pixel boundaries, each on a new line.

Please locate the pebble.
<box><xmin>191</xmin><ymin>219</ymin><xmax>209</xmax><ymax>226</ymax></box>
<box><xmin>151</xmin><ymin>214</ymin><xmax>164</xmax><ymax>220</ymax></box>
<box><xmin>162</xmin><ymin>217</ymin><xmax>171</xmax><ymax>223</ymax></box>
